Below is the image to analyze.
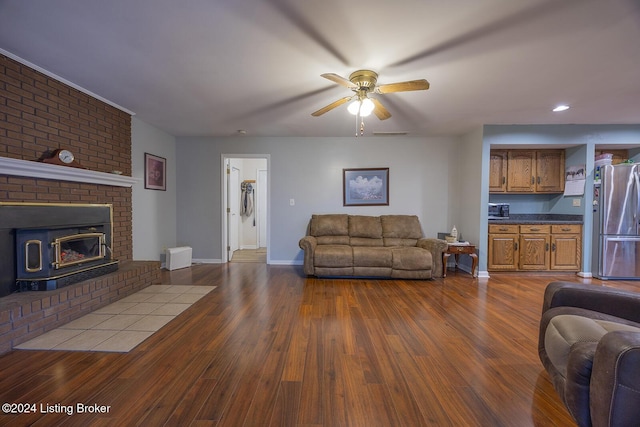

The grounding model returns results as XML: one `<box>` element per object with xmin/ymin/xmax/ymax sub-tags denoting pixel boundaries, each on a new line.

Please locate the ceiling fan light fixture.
<box><xmin>347</xmin><ymin>99</ymin><xmax>361</xmax><ymax>115</ymax></box>
<box><xmin>360</xmin><ymin>98</ymin><xmax>375</xmax><ymax>116</ymax></box>
<box><xmin>347</xmin><ymin>97</ymin><xmax>375</xmax><ymax>117</ymax></box>
<box><xmin>312</xmin><ymin>70</ymin><xmax>429</xmax><ymax>127</ymax></box>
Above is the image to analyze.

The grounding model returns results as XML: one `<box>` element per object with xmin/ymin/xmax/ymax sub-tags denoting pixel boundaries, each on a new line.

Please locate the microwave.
<box><xmin>488</xmin><ymin>203</ymin><xmax>510</xmax><ymax>219</ymax></box>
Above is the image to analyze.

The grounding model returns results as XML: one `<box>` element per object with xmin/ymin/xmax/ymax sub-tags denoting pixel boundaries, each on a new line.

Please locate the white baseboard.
<box><xmin>477</xmin><ymin>271</ymin><xmax>490</xmax><ymax>279</ymax></box>
<box><xmin>269</xmin><ymin>260</ymin><xmax>303</xmax><ymax>266</ymax></box>
<box><xmin>192</xmin><ymin>258</ymin><xmax>223</xmax><ymax>264</ymax></box>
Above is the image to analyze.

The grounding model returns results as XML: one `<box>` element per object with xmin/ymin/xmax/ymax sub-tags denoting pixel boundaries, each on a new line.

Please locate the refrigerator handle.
<box><xmin>636</xmin><ymin>172</ymin><xmax>640</xmax><ymax>233</ymax></box>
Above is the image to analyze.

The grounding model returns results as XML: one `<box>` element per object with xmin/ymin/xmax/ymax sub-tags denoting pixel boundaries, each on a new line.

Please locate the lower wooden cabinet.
<box><xmin>519</xmin><ymin>225</ymin><xmax>551</xmax><ymax>270</ymax></box>
<box><xmin>488</xmin><ymin>223</ymin><xmax>581</xmax><ymax>272</ymax></box>
<box><xmin>488</xmin><ymin>225</ymin><xmax>518</xmax><ymax>270</ymax></box>
<box><xmin>550</xmin><ymin>225</ymin><xmax>582</xmax><ymax>270</ymax></box>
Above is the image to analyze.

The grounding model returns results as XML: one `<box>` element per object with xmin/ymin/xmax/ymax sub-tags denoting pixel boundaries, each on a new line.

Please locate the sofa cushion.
<box><xmin>317</xmin><ymin>235</ymin><xmax>350</xmax><ymax>245</ymax></box>
<box><xmin>314</xmin><ymin>245</ymin><xmax>352</xmax><ymax>267</ymax></box>
<box><xmin>353</xmin><ymin>246</ymin><xmax>392</xmax><ymax>267</ymax></box>
<box><xmin>545</xmin><ymin>314</ymin><xmax>640</xmax><ymax>377</ymax></box>
<box><xmin>349</xmin><ymin>215</ymin><xmax>383</xmax><ymax>238</ymax></box>
<box><xmin>350</xmin><ymin>237</ymin><xmax>384</xmax><ymax>246</ymax></box>
<box><xmin>310</xmin><ymin>214</ymin><xmax>348</xmax><ymax>237</ymax></box>
<box><xmin>390</xmin><ymin>247</ymin><xmax>432</xmax><ymax>270</ymax></box>
<box><xmin>381</xmin><ymin>215</ymin><xmax>422</xmax><ymax>246</ymax></box>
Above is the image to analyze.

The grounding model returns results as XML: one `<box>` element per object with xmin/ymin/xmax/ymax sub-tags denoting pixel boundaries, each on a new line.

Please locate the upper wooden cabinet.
<box><xmin>488</xmin><ymin>150</ymin><xmax>508</xmax><ymax>192</ymax></box>
<box><xmin>489</xmin><ymin>149</ymin><xmax>565</xmax><ymax>193</ymax></box>
<box><xmin>507</xmin><ymin>150</ymin><xmax>536</xmax><ymax>192</ymax></box>
<box><xmin>535</xmin><ymin>150</ymin><xmax>565</xmax><ymax>192</ymax></box>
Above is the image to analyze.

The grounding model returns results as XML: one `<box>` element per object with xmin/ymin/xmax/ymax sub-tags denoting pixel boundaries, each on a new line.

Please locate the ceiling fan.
<box><xmin>311</xmin><ymin>70</ymin><xmax>430</xmax><ymax>120</ymax></box>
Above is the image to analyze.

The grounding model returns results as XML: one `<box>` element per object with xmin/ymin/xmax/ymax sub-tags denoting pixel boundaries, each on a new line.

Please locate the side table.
<box><xmin>442</xmin><ymin>243</ymin><xmax>478</xmax><ymax>278</ymax></box>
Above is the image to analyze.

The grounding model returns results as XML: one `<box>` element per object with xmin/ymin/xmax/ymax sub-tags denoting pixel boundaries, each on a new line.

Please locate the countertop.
<box><xmin>489</xmin><ymin>214</ymin><xmax>583</xmax><ymax>225</ymax></box>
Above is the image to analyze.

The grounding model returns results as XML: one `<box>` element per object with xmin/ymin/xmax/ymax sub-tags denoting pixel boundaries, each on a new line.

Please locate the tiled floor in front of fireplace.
<box><xmin>15</xmin><ymin>284</ymin><xmax>216</xmax><ymax>352</ymax></box>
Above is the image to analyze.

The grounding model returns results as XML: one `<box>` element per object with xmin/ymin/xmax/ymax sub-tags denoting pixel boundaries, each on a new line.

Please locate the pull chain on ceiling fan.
<box><xmin>311</xmin><ymin>69</ymin><xmax>430</xmax><ymax>135</ymax></box>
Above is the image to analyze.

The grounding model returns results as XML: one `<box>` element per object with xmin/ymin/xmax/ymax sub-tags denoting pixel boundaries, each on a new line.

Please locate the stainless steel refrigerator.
<box><xmin>592</xmin><ymin>164</ymin><xmax>640</xmax><ymax>279</ymax></box>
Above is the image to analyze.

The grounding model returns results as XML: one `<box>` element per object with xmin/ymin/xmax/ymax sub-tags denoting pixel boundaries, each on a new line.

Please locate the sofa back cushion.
<box><xmin>349</xmin><ymin>215</ymin><xmax>383</xmax><ymax>246</ymax></box>
<box><xmin>310</xmin><ymin>214</ymin><xmax>350</xmax><ymax>245</ymax></box>
<box><xmin>381</xmin><ymin>215</ymin><xmax>423</xmax><ymax>246</ymax></box>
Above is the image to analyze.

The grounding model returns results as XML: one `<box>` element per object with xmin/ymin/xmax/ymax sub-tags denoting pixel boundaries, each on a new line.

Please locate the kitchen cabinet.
<box><xmin>535</xmin><ymin>150</ymin><xmax>565</xmax><ymax>192</ymax></box>
<box><xmin>550</xmin><ymin>224</ymin><xmax>582</xmax><ymax>270</ymax></box>
<box><xmin>489</xmin><ymin>149</ymin><xmax>565</xmax><ymax>193</ymax></box>
<box><xmin>488</xmin><ymin>150</ymin><xmax>508</xmax><ymax>192</ymax></box>
<box><xmin>488</xmin><ymin>224</ymin><xmax>518</xmax><ymax>271</ymax></box>
<box><xmin>519</xmin><ymin>225</ymin><xmax>550</xmax><ymax>270</ymax></box>
<box><xmin>506</xmin><ymin>151</ymin><xmax>536</xmax><ymax>192</ymax></box>
<box><xmin>488</xmin><ymin>223</ymin><xmax>581</xmax><ymax>272</ymax></box>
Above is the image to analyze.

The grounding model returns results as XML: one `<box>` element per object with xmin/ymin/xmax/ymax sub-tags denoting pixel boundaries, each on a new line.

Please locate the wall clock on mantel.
<box><xmin>41</xmin><ymin>148</ymin><xmax>85</xmax><ymax>169</ymax></box>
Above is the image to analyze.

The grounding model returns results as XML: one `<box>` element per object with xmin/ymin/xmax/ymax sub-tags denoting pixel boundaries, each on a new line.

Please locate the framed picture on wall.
<box><xmin>145</xmin><ymin>153</ymin><xmax>166</xmax><ymax>191</ymax></box>
<box><xmin>343</xmin><ymin>167</ymin><xmax>389</xmax><ymax>206</ymax></box>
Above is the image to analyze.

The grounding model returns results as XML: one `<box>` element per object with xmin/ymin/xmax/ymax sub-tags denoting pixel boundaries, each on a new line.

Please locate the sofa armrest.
<box><xmin>417</xmin><ymin>238</ymin><xmax>448</xmax><ymax>278</ymax></box>
<box><xmin>590</xmin><ymin>331</ymin><xmax>640</xmax><ymax>427</ymax></box>
<box><xmin>543</xmin><ymin>282</ymin><xmax>640</xmax><ymax>324</ymax></box>
<box><xmin>298</xmin><ymin>236</ymin><xmax>317</xmax><ymax>275</ymax></box>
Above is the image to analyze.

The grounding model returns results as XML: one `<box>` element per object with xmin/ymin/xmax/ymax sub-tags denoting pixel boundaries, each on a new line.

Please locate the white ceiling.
<box><xmin>1</xmin><ymin>0</ymin><xmax>639</xmax><ymax>138</ymax></box>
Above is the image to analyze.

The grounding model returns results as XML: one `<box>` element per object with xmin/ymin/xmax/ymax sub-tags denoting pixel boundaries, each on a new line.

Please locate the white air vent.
<box><xmin>373</xmin><ymin>131</ymin><xmax>408</xmax><ymax>136</ymax></box>
<box><xmin>166</xmin><ymin>246</ymin><xmax>192</xmax><ymax>271</ymax></box>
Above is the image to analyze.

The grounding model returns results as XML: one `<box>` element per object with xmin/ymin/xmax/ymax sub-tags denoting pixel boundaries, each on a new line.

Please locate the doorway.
<box><xmin>222</xmin><ymin>155</ymin><xmax>269</xmax><ymax>264</ymax></box>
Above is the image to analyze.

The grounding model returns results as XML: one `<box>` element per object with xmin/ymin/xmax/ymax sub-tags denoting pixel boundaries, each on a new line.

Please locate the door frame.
<box><xmin>257</xmin><ymin>168</ymin><xmax>267</xmax><ymax>248</ymax></box>
<box><xmin>221</xmin><ymin>154</ymin><xmax>270</xmax><ymax>264</ymax></box>
<box><xmin>228</xmin><ymin>165</ymin><xmax>240</xmax><ymax>261</ymax></box>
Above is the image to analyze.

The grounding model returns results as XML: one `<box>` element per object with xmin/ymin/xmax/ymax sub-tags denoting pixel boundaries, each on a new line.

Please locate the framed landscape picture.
<box><xmin>343</xmin><ymin>167</ymin><xmax>389</xmax><ymax>206</ymax></box>
<box><xmin>145</xmin><ymin>153</ymin><xmax>166</xmax><ymax>191</ymax></box>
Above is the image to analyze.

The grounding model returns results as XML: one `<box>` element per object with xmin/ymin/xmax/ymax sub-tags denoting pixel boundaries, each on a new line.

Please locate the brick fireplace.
<box><xmin>0</xmin><ymin>54</ymin><xmax>161</xmax><ymax>354</ymax></box>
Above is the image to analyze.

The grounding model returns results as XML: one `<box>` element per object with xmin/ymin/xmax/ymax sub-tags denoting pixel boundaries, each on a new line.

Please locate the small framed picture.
<box><xmin>144</xmin><ymin>153</ymin><xmax>166</xmax><ymax>191</ymax></box>
<box><xmin>343</xmin><ymin>167</ymin><xmax>389</xmax><ymax>206</ymax></box>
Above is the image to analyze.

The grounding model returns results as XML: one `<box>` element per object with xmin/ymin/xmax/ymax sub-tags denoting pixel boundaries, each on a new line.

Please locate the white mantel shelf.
<box><xmin>0</xmin><ymin>156</ymin><xmax>138</xmax><ymax>187</ymax></box>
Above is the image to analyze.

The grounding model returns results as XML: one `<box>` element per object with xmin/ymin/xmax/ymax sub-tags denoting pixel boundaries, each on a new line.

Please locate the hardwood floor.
<box><xmin>230</xmin><ymin>248</ymin><xmax>267</xmax><ymax>263</ymax></box>
<box><xmin>1</xmin><ymin>264</ymin><xmax>639</xmax><ymax>426</ymax></box>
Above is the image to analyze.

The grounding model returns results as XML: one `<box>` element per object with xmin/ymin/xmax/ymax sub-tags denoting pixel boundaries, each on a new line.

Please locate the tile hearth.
<box><xmin>15</xmin><ymin>284</ymin><xmax>216</xmax><ymax>352</ymax></box>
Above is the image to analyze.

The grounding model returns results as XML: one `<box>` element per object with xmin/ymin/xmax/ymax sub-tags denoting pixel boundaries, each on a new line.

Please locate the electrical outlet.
<box><xmin>572</xmin><ymin>199</ymin><xmax>581</xmax><ymax>207</ymax></box>
<box><xmin>289</xmin><ymin>198</ymin><xmax>295</xmax><ymax>206</ymax></box>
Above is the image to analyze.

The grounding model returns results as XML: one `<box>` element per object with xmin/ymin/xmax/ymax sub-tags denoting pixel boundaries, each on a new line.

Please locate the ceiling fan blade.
<box><xmin>311</xmin><ymin>96</ymin><xmax>353</xmax><ymax>117</ymax></box>
<box><xmin>321</xmin><ymin>73</ymin><xmax>357</xmax><ymax>88</ymax></box>
<box><xmin>376</xmin><ymin>79</ymin><xmax>430</xmax><ymax>94</ymax></box>
<box><xmin>371</xmin><ymin>98</ymin><xmax>391</xmax><ymax>120</ymax></box>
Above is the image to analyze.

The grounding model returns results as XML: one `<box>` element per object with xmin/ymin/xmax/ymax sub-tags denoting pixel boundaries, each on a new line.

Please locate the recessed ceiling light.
<box><xmin>552</xmin><ymin>104</ymin><xmax>570</xmax><ymax>112</ymax></box>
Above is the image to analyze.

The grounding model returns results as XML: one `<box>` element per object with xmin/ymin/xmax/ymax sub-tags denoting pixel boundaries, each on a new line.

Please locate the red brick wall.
<box><xmin>0</xmin><ymin>54</ymin><xmax>132</xmax><ymax>260</ymax></box>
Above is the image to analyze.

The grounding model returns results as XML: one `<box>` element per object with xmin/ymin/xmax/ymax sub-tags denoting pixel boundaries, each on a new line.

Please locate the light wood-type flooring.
<box><xmin>230</xmin><ymin>248</ymin><xmax>267</xmax><ymax>263</ymax></box>
<box><xmin>1</xmin><ymin>263</ymin><xmax>639</xmax><ymax>426</ymax></box>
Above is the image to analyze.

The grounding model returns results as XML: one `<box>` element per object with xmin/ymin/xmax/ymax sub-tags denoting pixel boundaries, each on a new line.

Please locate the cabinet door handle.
<box><xmin>552</xmin><ymin>243</ymin><xmax>556</xmax><ymax>251</ymax></box>
<box><xmin>531</xmin><ymin>176</ymin><xmax>535</xmax><ymax>184</ymax></box>
<box><xmin>537</xmin><ymin>176</ymin><xmax>541</xmax><ymax>184</ymax></box>
<box><xmin>546</xmin><ymin>243</ymin><xmax>549</xmax><ymax>251</ymax></box>
<box><xmin>530</xmin><ymin>228</ymin><xmax>540</xmax><ymax>231</ymax></box>
<box><xmin>561</xmin><ymin>228</ymin><xmax>571</xmax><ymax>232</ymax></box>
<box><xmin>514</xmin><ymin>242</ymin><xmax>518</xmax><ymax>250</ymax></box>
<box><xmin>502</xmin><ymin>176</ymin><xmax>506</xmax><ymax>184</ymax></box>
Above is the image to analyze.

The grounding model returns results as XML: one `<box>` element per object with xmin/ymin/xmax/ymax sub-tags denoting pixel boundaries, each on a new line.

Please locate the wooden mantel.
<box><xmin>0</xmin><ymin>156</ymin><xmax>138</xmax><ymax>187</ymax></box>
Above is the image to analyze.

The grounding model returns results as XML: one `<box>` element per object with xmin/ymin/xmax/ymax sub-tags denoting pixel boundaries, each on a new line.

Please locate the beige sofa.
<box><xmin>299</xmin><ymin>214</ymin><xmax>447</xmax><ymax>279</ymax></box>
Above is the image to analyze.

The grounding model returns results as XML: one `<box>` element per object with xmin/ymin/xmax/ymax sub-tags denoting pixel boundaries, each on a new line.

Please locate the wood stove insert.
<box><xmin>0</xmin><ymin>203</ymin><xmax>118</xmax><ymax>296</ymax></box>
